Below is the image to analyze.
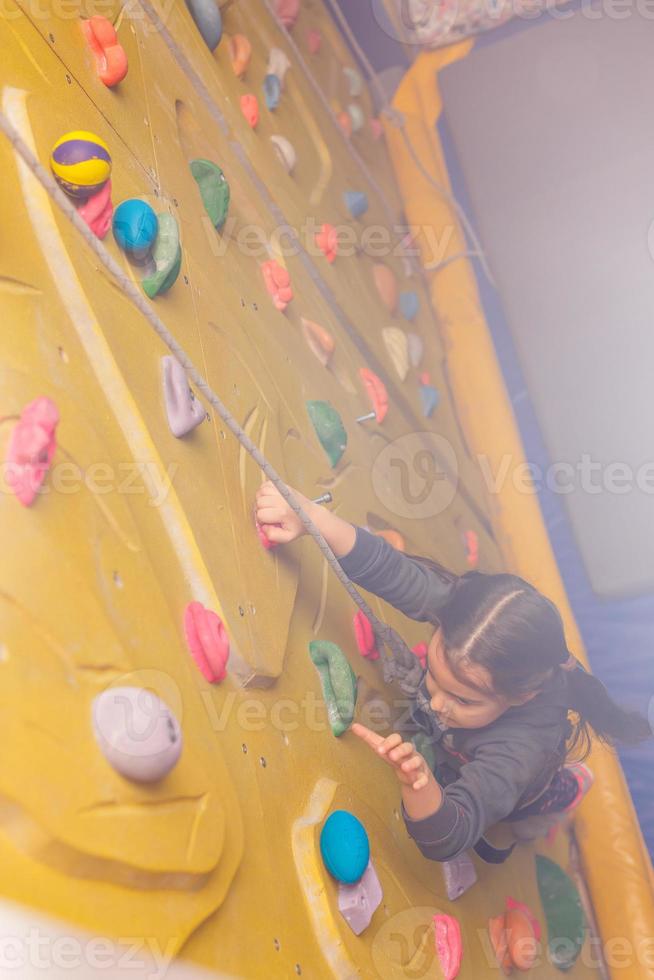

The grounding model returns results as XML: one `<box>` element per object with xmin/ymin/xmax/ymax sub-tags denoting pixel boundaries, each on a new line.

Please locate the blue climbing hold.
<box><xmin>185</xmin><ymin>0</ymin><xmax>222</xmax><ymax>50</ymax></box>
<box><xmin>320</xmin><ymin>811</ymin><xmax>370</xmax><ymax>884</ymax></box>
<box><xmin>420</xmin><ymin>383</ymin><xmax>440</xmax><ymax>418</ymax></box>
<box><xmin>399</xmin><ymin>290</ymin><xmax>420</xmax><ymax>320</ymax></box>
<box><xmin>113</xmin><ymin>199</ymin><xmax>158</xmax><ymax>258</ymax></box>
<box><xmin>344</xmin><ymin>190</ymin><xmax>368</xmax><ymax>219</ymax></box>
<box><xmin>263</xmin><ymin>73</ymin><xmax>281</xmax><ymax>111</ymax></box>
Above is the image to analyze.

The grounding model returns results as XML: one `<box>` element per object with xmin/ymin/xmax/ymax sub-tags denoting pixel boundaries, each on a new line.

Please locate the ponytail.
<box><xmin>565</xmin><ymin>663</ymin><xmax>651</xmax><ymax>760</ymax></box>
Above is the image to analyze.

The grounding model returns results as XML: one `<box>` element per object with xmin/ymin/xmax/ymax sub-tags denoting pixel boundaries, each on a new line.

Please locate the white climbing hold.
<box><xmin>270</xmin><ymin>135</ymin><xmax>297</xmax><ymax>174</ymax></box>
<box><xmin>343</xmin><ymin>66</ymin><xmax>363</xmax><ymax>97</ymax></box>
<box><xmin>382</xmin><ymin>327</ymin><xmax>409</xmax><ymax>381</ymax></box>
<box><xmin>407</xmin><ymin>332</ymin><xmax>424</xmax><ymax>368</ymax></box>
<box><xmin>267</xmin><ymin>47</ymin><xmax>291</xmax><ymax>86</ymax></box>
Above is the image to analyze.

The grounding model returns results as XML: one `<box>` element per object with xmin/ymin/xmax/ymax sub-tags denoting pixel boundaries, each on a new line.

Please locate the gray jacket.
<box><xmin>339</xmin><ymin>527</ymin><xmax>570</xmax><ymax>861</ymax></box>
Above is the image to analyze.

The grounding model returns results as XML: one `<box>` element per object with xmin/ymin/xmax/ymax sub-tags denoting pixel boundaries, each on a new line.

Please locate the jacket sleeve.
<box><xmin>402</xmin><ymin>733</ymin><xmax>556</xmax><ymax>861</ymax></box>
<box><xmin>338</xmin><ymin>526</ymin><xmax>454</xmax><ymax>622</ymax></box>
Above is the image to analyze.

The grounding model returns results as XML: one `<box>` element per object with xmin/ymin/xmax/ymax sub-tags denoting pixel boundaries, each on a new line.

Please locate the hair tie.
<box><xmin>561</xmin><ymin>653</ymin><xmax>578</xmax><ymax>672</ymax></box>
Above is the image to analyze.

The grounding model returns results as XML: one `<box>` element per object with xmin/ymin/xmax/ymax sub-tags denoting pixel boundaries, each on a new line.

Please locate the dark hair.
<box><xmin>413</xmin><ymin>558</ymin><xmax>651</xmax><ymax>759</ymax></box>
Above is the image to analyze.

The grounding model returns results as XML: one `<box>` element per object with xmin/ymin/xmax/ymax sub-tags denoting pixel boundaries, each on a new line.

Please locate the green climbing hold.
<box><xmin>309</xmin><ymin>640</ymin><xmax>357</xmax><ymax>737</ymax></box>
<box><xmin>535</xmin><ymin>855</ymin><xmax>585</xmax><ymax>971</ymax></box>
<box><xmin>307</xmin><ymin>400</ymin><xmax>347</xmax><ymax>467</ymax></box>
<box><xmin>190</xmin><ymin>159</ymin><xmax>230</xmax><ymax>228</ymax></box>
<box><xmin>142</xmin><ymin>213</ymin><xmax>182</xmax><ymax>298</ymax></box>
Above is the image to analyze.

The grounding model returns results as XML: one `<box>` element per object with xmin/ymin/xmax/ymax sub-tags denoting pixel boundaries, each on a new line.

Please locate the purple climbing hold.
<box><xmin>338</xmin><ymin>860</ymin><xmax>383</xmax><ymax>935</ymax></box>
<box><xmin>443</xmin><ymin>852</ymin><xmax>478</xmax><ymax>901</ymax></box>
<box><xmin>162</xmin><ymin>356</ymin><xmax>206</xmax><ymax>437</ymax></box>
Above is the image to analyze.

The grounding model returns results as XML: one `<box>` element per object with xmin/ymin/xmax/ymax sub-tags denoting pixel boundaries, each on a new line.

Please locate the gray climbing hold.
<box><xmin>185</xmin><ymin>0</ymin><xmax>222</xmax><ymax>50</ymax></box>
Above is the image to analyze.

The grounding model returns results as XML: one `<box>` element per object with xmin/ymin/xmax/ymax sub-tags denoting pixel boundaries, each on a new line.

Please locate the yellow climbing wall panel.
<box><xmin>0</xmin><ymin>0</ymin><xmax>606</xmax><ymax>976</ymax></box>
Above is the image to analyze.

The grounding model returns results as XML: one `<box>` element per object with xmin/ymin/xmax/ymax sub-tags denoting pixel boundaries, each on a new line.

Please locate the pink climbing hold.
<box><xmin>184</xmin><ymin>601</ymin><xmax>230</xmax><ymax>683</ymax></box>
<box><xmin>274</xmin><ymin>0</ymin><xmax>300</xmax><ymax>28</ymax></box>
<box><xmin>315</xmin><ymin>223</ymin><xmax>338</xmax><ymax>263</ymax></box>
<box><xmin>433</xmin><ymin>914</ymin><xmax>463</xmax><ymax>980</ymax></box>
<box><xmin>506</xmin><ymin>896</ymin><xmax>542</xmax><ymax>942</ymax></box>
<box><xmin>353</xmin><ymin>610</ymin><xmax>379</xmax><ymax>661</ymax></box>
<box><xmin>307</xmin><ymin>28</ymin><xmax>322</xmax><ymax>53</ymax></box>
<box><xmin>255</xmin><ymin>510</ymin><xmax>280</xmax><ymax>551</ymax></box>
<box><xmin>240</xmin><ymin>93</ymin><xmax>259</xmax><ymax>128</ymax></box>
<box><xmin>261</xmin><ymin>259</ymin><xmax>293</xmax><ymax>312</ymax></box>
<box><xmin>369</xmin><ymin>118</ymin><xmax>384</xmax><ymax>141</ymax></box>
<box><xmin>77</xmin><ymin>179</ymin><xmax>113</xmax><ymax>239</ymax></box>
<box><xmin>412</xmin><ymin>642</ymin><xmax>428</xmax><ymax>670</ymax></box>
<box><xmin>337</xmin><ymin>110</ymin><xmax>352</xmax><ymax>138</ymax></box>
<box><xmin>464</xmin><ymin>529</ymin><xmax>479</xmax><ymax>568</ymax></box>
<box><xmin>6</xmin><ymin>396</ymin><xmax>59</xmax><ymax>506</ymax></box>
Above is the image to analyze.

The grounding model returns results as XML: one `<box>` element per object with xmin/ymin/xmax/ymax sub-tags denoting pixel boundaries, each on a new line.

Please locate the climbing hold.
<box><xmin>419</xmin><ymin>375</ymin><xmax>440</xmax><ymax>418</ymax></box>
<box><xmin>162</xmin><ymin>356</ymin><xmax>206</xmax><ymax>438</ymax></box>
<box><xmin>343</xmin><ymin>190</ymin><xmax>368</xmax><ymax>219</ymax></box>
<box><xmin>185</xmin><ymin>0</ymin><xmax>222</xmax><ymax>50</ymax></box>
<box><xmin>347</xmin><ymin>103</ymin><xmax>365</xmax><ymax>133</ymax></box>
<box><xmin>263</xmin><ymin>74</ymin><xmax>281</xmax><ymax>110</ymax></box>
<box><xmin>315</xmin><ymin>223</ymin><xmax>338</xmax><ymax>263</ymax></box>
<box><xmin>228</xmin><ymin>33</ymin><xmax>251</xmax><ymax>77</ymax></box>
<box><xmin>353</xmin><ymin>610</ymin><xmax>379</xmax><ymax>661</ymax></box>
<box><xmin>77</xmin><ymin>179</ymin><xmax>113</xmax><ymax>239</ymax></box>
<box><xmin>407</xmin><ymin>332</ymin><xmax>424</xmax><ymax>368</ymax></box>
<box><xmin>369</xmin><ymin>118</ymin><xmax>384</xmax><ymax>140</ymax></box>
<box><xmin>372</xmin><ymin>263</ymin><xmax>398</xmax><ymax>313</ymax></box>
<box><xmin>142</xmin><ymin>213</ymin><xmax>182</xmax><ymax>298</ymax></box>
<box><xmin>343</xmin><ymin>66</ymin><xmax>363</xmax><ymax>97</ymax></box>
<box><xmin>488</xmin><ymin>914</ymin><xmax>512</xmax><ymax>975</ymax></box>
<box><xmin>442</xmin><ymin>852</ymin><xmax>478</xmax><ymax>901</ymax></box>
<box><xmin>382</xmin><ymin>327</ymin><xmax>409</xmax><ymax>381</ymax></box>
<box><xmin>92</xmin><ymin>686</ymin><xmax>183</xmax><ymax>782</ymax></box>
<box><xmin>463</xmin><ymin>529</ymin><xmax>479</xmax><ymax>568</ymax></box>
<box><xmin>274</xmin><ymin>0</ymin><xmax>300</xmax><ymax>28</ymax></box>
<box><xmin>190</xmin><ymin>159</ymin><xmax>230</xmax><ymax>229</ymax></box>
<box><xmin>412</xmin><ymin>642</ymin><xmax>428</xmax><ymax>670</ymax></box>
<box><xmin>399</xmin><ymin>290</ymin><xmax>419</xmax><ymax>321</ymax></box>
<box><xmin>434</xmin><ymin>915</ymin><xmax>463</xmax><ymax>980</ymax></box>
<box><xmin>506</xmin><ymin>897</ymin><xmax>542</xmax><ymax>942</ymax></box>
<box><xmin>270</xmin><ymin>135</ymin><xmax>297</xmax><ymax>174</ymax></box>
<box><xmin>309</xmin><ymin>640</ymin><xmax>357</xmax><ymax>737</ymax></box>
<box><xmin>337</xmin><ymin>110</ymin><xmax>352</xmax><ymax>138</ymax></box>
<box><xmin>240</xmin><ymin>94</ymin><xmax>259</xmax><ymax>128</ymax></box>
<box><xmin>261</xmin><ymin>259</ymin><xmax>293</xmax><ymax>312</ymax></box>
<box><xmin>184</xmin><ymin>601</ymin><xmax>230</xmax><ymax>683</ymax></box>
<box><xmin>358</xmin><ymin>368</ymin><xmax>388</xmax><ymax>423</ymax></box>
<box><xmin>113</xmin><ymin>199</ymin><xmax>158</xmax><ymax>258</ymax></box>
<box><xmin>307</xmin><ymin>28</ymin><xmax>322</xmax><ymax>53</ymax></box>
<box><xmin>81</xmin><ymin>16</ymin><xmax>128</xmax><ymax>87</ymax></box>
<box><xmin>255</xmin><ymin>513</ymin><xmax>279</xmax><ymax>551</ymax></box>
<box><xmin>267</xmin><ymin>47</ymin><xmax>291</xmax><ymax>86</ymax></box>
<box><xmin>306</xmin><ymin>400</ymin><xmax>347</xmax><ymax>467</ymax></box>
<box><xmin>50</xmin><ymin>130</ymin><xmax>111</xmax><ymax>200</ymax></box>
<box><xmin>338</xmin><ymin>860</ymin><xmax>382</xmax><ymax>934</ymax></box>
<box><xmin>488</xmin><ymin>897</ymin><xmax>542</xmax><ymax>974</ymax></box>
<box><xmin>320</xmin><ymin>810</ymin><xmax>369</xmax><ymax>883</ymax></box>
<box><xmin>536</xmin><ymin>855</ymin><xmax>585</xmax><ymax>972</ymax></box>
<box><xmin>373</xmin><ymin>528</ymin><xmax>406</xmax><ymax>551</ymax></box>
<box><xmin>6</xmin><ymin>397</ymin><xmax>59</xmax><ymax>507</ymax></box>
<box><xmin>301</xmin><ymin>318</ymin><xmax>334</xmax><ymax>366</ymax></box>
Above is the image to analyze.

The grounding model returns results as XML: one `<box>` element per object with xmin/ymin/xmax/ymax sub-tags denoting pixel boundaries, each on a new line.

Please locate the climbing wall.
<box><xmin>0</xmin><ymin>0</ymin><xmax>604</xmax><ymax>976</ymax></box>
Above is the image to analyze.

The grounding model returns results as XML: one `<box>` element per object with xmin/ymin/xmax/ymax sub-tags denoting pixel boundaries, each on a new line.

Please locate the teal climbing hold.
<box><xmin>399</xmin><ymin>290</ymin><xmax>419</xmax><ymax>320</ymax></box>
<box><xmin>307</xmin><ymin>400</ymin><xmax>347</xmax><ymax>467</ymax></box>
<box><xmin>263</xmin><ymin>73</ymin><xmax>281</xmax><ymax>110</ymax></box>
<box><xmin>142</xmin><ymin>213</ymin><xmax>182</xmax><ymax>298</ymax></box>
<box><xmin>190</xmin><ymin>160</ymin><xmax>230</xmax><ymax>229</ymax></box>
<box><xmin>185</xmin><ymin>0</ymin><xmax>222</xmax><ymax>50</ymax></box>
<box><xmin>309</xmin><ymin>640</ymin><xmax>357</xmax><ymax>737</ymax></box>
<box><xmin>344</xmin><ymin>190</ymin><xmax>368</xmax><ymax>219</ymax></box>
<box><xmin>535</xmin><ymin>855</ymin><xmax>585</xmax><ymax>972</ymax></box>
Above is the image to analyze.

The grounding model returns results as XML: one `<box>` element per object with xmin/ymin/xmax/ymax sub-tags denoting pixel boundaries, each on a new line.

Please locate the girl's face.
<box><xmin>424</xmin><ymin>628</ymin><xmax>521</xmax><ymax>729</ymax></box>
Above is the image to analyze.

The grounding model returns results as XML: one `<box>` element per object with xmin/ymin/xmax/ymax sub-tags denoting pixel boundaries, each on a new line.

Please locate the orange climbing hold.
<box><xmin>358</xmin><ymin>368</ymin><xmax>388</xmax><ymax>423</ymax></box>
<box><xmin>353</xmin><ymin>610</ymin><xmax>379</xmax><ymax>661</ymax></box>
<box><xmin>184</xmin><ymin>601</ymin><xmax>230</xmax><ymax>683</ymax></box>
<box><xmin>373</xmin><ymin>529</ymin><xmax>405</xmax><ymax>551</ymax></box>
<box><xmin>261</xmin><ymin>259</ymin><xmax>293</xmax><ymax>311</ymax></box>
<box><xmin>6</xmin><ymin>396</ymin><xmax>59</xmax><ymax>507</ymax></box>
<box><xmin>315</xmin><ymin>223</ymin><xmax>338</xmax><ymax>263</ymax></box>
<box><xmin>301</xmin><ymin>318</ymin><xmax>335</xmax><ymax>366</ymax></box>
<box><xmin>337</xmin><ymin>110</ymin><xmax>352</xmax><ymax>138</ymax></box>
<box><xmin>81</xmin><ymin>16</ymin><xmax>128</xmax><ymax>88</ymax></box>
<box><xmin>240</xmin><ymin>93</ymin><xmax>259</xmax><ymax>128</ymax></box>
<box><xmin>372</xmin><ymin>263</ymin><xmax>398</xmax><ymax>313</ymax></box>
<box><xmin>488</xmin><ymin>897</ymin><xmax>540</xmax><ymax>974</ymax></box>
<box><xmin>228</xmin><ymin>34</ymin><xmax>252</xmax><ymax>77</ymax></box>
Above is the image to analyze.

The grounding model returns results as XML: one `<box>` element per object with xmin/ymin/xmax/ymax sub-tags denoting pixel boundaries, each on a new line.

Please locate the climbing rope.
<box><xmin>0</xmin><ymin>109</ymin><xmax>423</xmax><ymax>695</ymax></box>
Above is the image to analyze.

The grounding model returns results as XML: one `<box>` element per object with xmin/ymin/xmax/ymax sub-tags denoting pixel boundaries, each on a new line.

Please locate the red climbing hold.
<box><xmin>315</xmin><ymin>223</ymin><xmax>338</xmax><ymax>263</ymax></box>
<box><xmin>81</xmin><ymin>16</ymin><xmax>128</xmax><ymax>88</ymax></box>
<box><xmin>464</xmin><ymin>529</ymin><xmax>479</xmax><ymax>568</ymax></box>
<box><xmin>307</xmin><ymin>28</ymin><xmax>322</xmax><ymax>53</ymax></box>
<box><xmin>274</xmin><ymin>0</ymin><xmax>300</xmax><ymax>28</ymax></box>
<box><xmin>6</xmin><ymin>397</ymin><xmax>59</xmax><ymax>507</ymax></box>
<box><xmin>353</xmin><ymin>610</ymin><xmax>379</xmax><ymax>661</ymax></box>
<box><xmin>240</xmin><ymin>93</ymin><xmax>259</xmax><ymax>128</ymax></box>
<box><xmin>433</xmin><ymin>914</ymin><xmax>463</xmax><ymax>980</ymax></box>
<box><xmin>337</xmin><ymin>110</ymin><xmax>352</xmax><ymax>138</ymax></box>
<box><xmin>359</xmin><ymin>368</ymin><xmax>388</xmax><ymax>423</ymax></box>
<box><xmin>78</xmin><ymin>179</ymin><xmax>113</xmax><ymax>239</ymax></box>
<box><xmin>261</xmin><ymin>259</ymin><xmax>293</xmax><ymax>312</ymax></box>
<box><xmin>184</xmin><ymin>601</ymin><xmax>230</xmax><ymax>683</ymax></box>
<box><xmin>411</xmin><ymin>642</ymin><xmax>428</xmax><ymax>670</ymax></box>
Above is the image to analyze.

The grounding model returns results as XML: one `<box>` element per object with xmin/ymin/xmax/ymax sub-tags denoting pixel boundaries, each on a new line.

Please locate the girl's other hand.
<box><xmin>254</xmin><ymin>481</ymin><xmax>312</xmax><ymax>545</ymax></box>
<box><xmin>351</xmin><ymin>722</ymin><xmax>434</xmax><ymax>792</ymax></box>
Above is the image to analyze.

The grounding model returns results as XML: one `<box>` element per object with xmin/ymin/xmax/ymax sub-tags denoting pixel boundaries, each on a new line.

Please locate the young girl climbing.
<box><xmin>254</xmin><ymin>481</ymin><xmax>651</xmax><ymax>863</ymax></box>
